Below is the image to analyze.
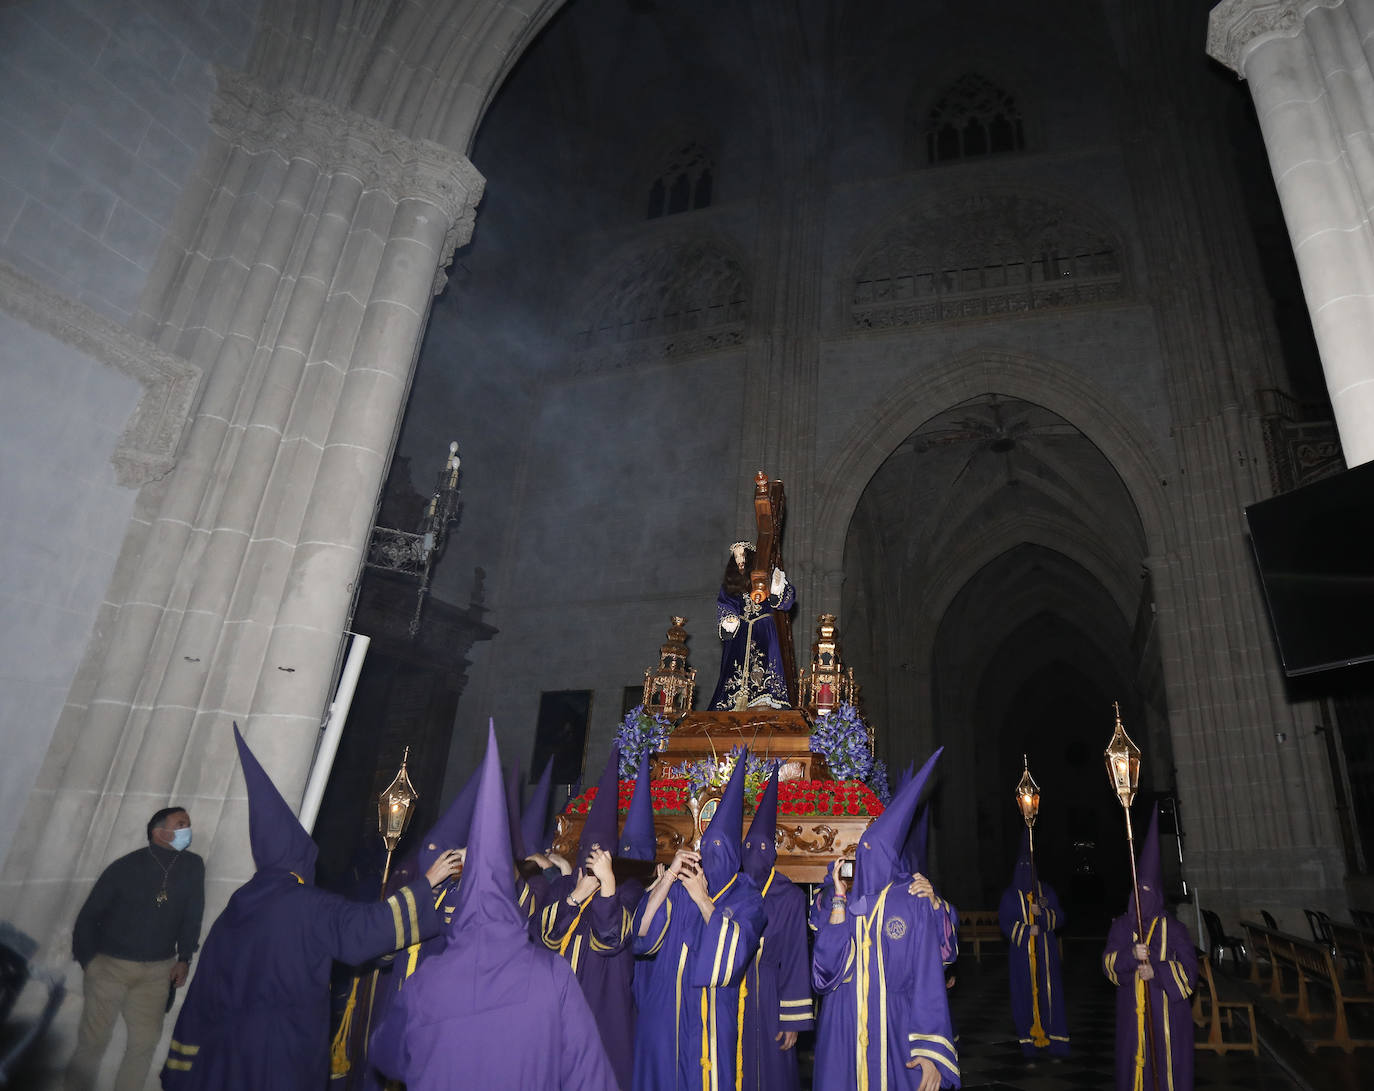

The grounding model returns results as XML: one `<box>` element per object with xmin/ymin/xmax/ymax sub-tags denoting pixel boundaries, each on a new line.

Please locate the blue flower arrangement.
<box><xmin>868</xmin><ymin>758</ymin><xmax>892</xmax><ymax>804</ymax></box>
<box><xmin>677</xmin><ymin>745</ymin><xmax>771</xmax><ymax>799</ymax></box>
<box><xmin>808</xmin><ymin>702</ymin><xmax>875</xmax><ymax>783</ymax></box>
<box><xmin>615</xmin><ymin>704</ymin><xmax>673</xmax><ymax>779</ymax></box>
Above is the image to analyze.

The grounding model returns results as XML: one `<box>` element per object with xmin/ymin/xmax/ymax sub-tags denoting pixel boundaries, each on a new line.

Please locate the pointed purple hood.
<box><xmin>741</xmin><ymin>764</ymin><xmax>780</xmax><ymax>884</ymax></box>
<box><xmin>416</xmin><ymin>763</ymin><xmax>480</xmax><ymax>876</ymax></box>
<box><xmin>447</xmin><ymin>722</ymin><xmax>525</xmax><ymax>940</ymax></box>
<box><xmin>853</xmin><ymin>747</ymin><xmax>942</xmax><ymax>901</ymax></box>
<box><xmin>901</xmin><ymin>802</ymin><xmax>930</xmax><ymax>877</ymax></box>
<box><xmin>505</xmin><ymin>763</ymin><xmax>525</xmax><ymax>859</ymax></box>
<box><xmin>701</xmin><ymin>750</ymin><xmax>749</xmax><ymax>891</ymax></box>
<box><xmin>618</xmin><ymin>748</ymin><xmax>656</xmax><ymax>861</ymax></box>
<box><xmin>1135</xmin><ymin>803</ymin><xmax>1164</xmax><ymax>919</ymax></box>
<box><xmin>232</xmin><ymin>722</ymin><xmax>318</xmax><ymax>882</ymax></box>
<box><xmin>577</xmin><ymin>744</ymin><xmax>622</xmax><ymax>863</ymax></box>
<box><xmin>1009</xmin><ymin>826</ymin><xmax>1034</xmax><ymax>892</ymax></box>
<box><xmin>521</xmin><ymin>757</ymin><xmax>554</xmax><ymax>857</ymax></box>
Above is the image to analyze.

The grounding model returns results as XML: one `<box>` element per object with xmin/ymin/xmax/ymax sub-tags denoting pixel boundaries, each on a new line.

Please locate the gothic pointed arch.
<box><xmin>848</xmin><ymin>191</ymin><xmax>1126</xmax><ymax>332</ymax></box>
<box><xmin>813</xmin><ymin>348</ymin><xmax>1173</xmax><ymax>606</ymax></box>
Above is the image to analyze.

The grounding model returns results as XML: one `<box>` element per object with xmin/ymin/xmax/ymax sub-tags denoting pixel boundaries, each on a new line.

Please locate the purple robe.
<box><xmin>709</xmin><ymin>578</ymin><xmax>795</xmax><ymax>710</ymax></box>
<box><xmin>540</xmin><ymin>875</ymin><xmax>646</xmax><ymax>1091</ymax></box>
<box><xmin>739</xmin><ymin>870</ymin><xmax>813</xmax><ymax>1091</ymax></box>
<box><xmin>1103</xmin><ymin>910</ymin><xmax>1196</xmax><ymax>1091</ymax></box>
<box><xmin>370</xmin><ymin>909</ymin><xmax>616</xmax><ymax>1090</ymax></box>
<box><xmin>161</xmin><ymin>875</ymin><xmax>438</xmax><ymax>1090</ymax></box>
<box><xmin>812</xmin><ymin>883</ymin><xmax>961</xmax><ymax>1090</ymax></box>
<box><xmin>631</xmin><ymin>874</ymin><xmax>766</xmax><ymax>1090</ymax></box>
<box><xmin>998</xmin><ymin>881</ymin><xmax>1069</xmax><ymax>1057</ymax></box>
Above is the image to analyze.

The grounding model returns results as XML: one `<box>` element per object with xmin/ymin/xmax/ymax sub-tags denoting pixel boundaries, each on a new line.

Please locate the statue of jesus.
<box><xmin>708</xmin><ymin>542</ymin><xmax>795</xmax><ymax>710</ymax></box>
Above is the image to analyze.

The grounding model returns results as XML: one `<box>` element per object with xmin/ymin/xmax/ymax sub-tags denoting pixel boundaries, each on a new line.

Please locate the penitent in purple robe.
<box><xmin>709</xmin><ymin>551</ymin><xmax>796</xmax><ymax>710</ymax></box>
<box><xmin>162</xmin><ymin>725</ymin><xmax>440</xmax><ymax>1091</ymax></box>
<box><xmin>538</xmin><ymin>744</ymin><xmax>651</xmax><ymax>1091</ymax></box>
<box><xmin>1102</xmin><ymin>806</ymin><xmax>1195</xmax><ymax>1091</ymax></box>
<box><xmin>739</xmin><ymin>767</ymin><xmax>813</xmax><ymax>1091</ymax></box>
<box><xmin>370</xmin><ymin>723</ymin><xmax>618</xmax><ymax>1091</ymax></box>
<box><xmin>631</xmin><ymin>751</ymin><xmax>766</xmax><ymax>1090</ymax></box>
<box><xmin>740</xmin><ymin>874</ymin><xmax>811</xmax><ymax>1091</ymax></box>
<box><xmin>811</xmin><ymin>748</ymin><xmax>960</xmax><ymax>1091</ymax></box>
<box><xmin>998</xmin><ymin>832</ymin><xmax>1070</xmax><ymax>1058</ymax></box>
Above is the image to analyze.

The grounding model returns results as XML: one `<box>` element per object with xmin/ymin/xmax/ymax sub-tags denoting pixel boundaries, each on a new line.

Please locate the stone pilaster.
<box><xmin>1208</xmin><ymin>0</ymin><xmax>1374</xmax><ymax>465</ymax></box>
<box><xmin>0</xmin><ymin>69</ymin><xmax>485</xmax><ymax>950</ymax></box>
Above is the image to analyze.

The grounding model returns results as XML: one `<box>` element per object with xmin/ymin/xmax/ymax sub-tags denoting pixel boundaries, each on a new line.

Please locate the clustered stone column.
<box><xmin>1209</xmin><ymin>0</ymin><xmax>1374</xmax><ymax>466</ymax></box>
<box><xmin>0</xmin><ymin>68</ymin><xmax>485</xmax><ymax>947</ymax></box>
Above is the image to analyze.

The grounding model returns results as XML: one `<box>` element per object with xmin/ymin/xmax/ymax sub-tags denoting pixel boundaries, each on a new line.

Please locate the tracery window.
<box><xmin>646</xmin><ymin>142</ymin><xmax>713</xmax><ymax>219</ymax></box>
<box><xmin>925</xmin><ymin>74</ymin><xmax>1025</xmax><ymax>164</ymax></box>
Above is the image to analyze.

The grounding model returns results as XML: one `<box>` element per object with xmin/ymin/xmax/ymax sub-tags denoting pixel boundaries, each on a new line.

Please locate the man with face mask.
<box><xmin>66</xmin><ymin>807</ymin><xmax>205</xmax><ymax>1091</ymax></box>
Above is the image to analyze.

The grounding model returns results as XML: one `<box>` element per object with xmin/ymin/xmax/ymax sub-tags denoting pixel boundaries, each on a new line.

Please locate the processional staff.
<box><xmin>1103</xmin><ymin>703</ymin><xmax>1161</xmax><ymax>1091</ymax></box>
<box><xmin>1014</xmin><ymin>755</ymin><xmax>1049</xmax><ymax>1049</ymax></box>
<box><xmin>332</xmin><ymin>746</ymin><xmax>420</xmax><ymax>1077</ymax></box>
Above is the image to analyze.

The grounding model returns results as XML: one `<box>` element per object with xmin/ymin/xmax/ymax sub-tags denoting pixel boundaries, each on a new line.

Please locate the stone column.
<box><xmin>0</xmin><ymin>69</ymin><xmax>484</xmax><ymax>946</ymax></box>
<box><xmin>1208</xmin><ymin>0</ymin><xmax>1374</xmax><ymax>465</ymax></box>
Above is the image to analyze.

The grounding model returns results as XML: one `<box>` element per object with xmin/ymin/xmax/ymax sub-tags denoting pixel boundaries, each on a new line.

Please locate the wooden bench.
<box><xmin>1192</xmin><ymin>948</ymin><xmax>1258</xmax><ymax>1055</ymax></box>
<box><xmin>1241</xmin><ymin>920</ymin><xmax>1374</xmax><ymax>1052</ymax></box>
<box><xmin>958</xmin><ymin>910</ymin><xmax>1003</xmax><ymax>963</ymax></box>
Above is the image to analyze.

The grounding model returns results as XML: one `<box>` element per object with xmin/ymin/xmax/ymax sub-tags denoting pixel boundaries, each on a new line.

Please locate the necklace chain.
<box><xmin>148</xmin><ymin>846</ymin><xmax>178</xmax><ymax>907</ymax></box>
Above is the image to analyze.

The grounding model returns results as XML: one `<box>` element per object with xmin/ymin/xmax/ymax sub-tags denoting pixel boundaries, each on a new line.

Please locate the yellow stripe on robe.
<box><xmin>401</xmin><ymin>887</ymin><xmax>419</xmax><ymax>946</ymax></box>
<box><xmin>642</xmin><ymin>897</ymin><xmax>674</xmax><ymax>956</ymax></box>
<box><xmin>169</xmin><ymin>1040</ymin><xmax>199</xmax><ymax>1055</ymax></box>
<box><xmin>386</xmin><ymin>895</ymin><xmax>404</xmax><ymax>949</ymax></box>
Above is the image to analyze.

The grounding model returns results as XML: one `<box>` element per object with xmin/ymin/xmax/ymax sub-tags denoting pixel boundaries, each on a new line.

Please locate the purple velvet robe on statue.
<box><xmin>998</xmin><ymin>874</ymin><xmax>1069</xmax><ymax>1057</ymax></box>
<box><xmin>709</xmin><ymin>564</ymin><xmax>795</xmax><ymax>711</ymax></box>
<box><xmin>161</xmin><ymin>725</ymin><xmax>440</xmax><ymax>1091</ymax></box>
<box><xmin>811</xmin><ymin>749</ymin><xmax>961</xmax><ymax>1090</ymax></box>
<box><xmin>1102</xmin><ymin>807</ymin><xmax>1195</xmax><ymax>1091</ymax></box>
<box><xmin>370</xmin><ymin>724</ymin><xmax>618</xmax><ymax>1091</ymax></box>
<box><xmin>630</xmin><ymin>752</ymin><xmax>766</xmax><ymax>1091</ymax></box>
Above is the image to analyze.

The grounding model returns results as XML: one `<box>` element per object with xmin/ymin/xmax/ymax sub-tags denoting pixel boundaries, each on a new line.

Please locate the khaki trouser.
<box><xmin>64</xmin><ymin>954</ymin><xmax>175</xmax><ymax>1091</ymax></box>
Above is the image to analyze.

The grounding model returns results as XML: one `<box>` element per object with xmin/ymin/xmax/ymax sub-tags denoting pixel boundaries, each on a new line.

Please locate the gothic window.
<box><xmin>850</xmin><ymin>195</ymin><xmax>1123</xmax><ymax>331</ymax></box>
<box><xmin>925</xmin><ymin>74</ymin><xmax>1025</xmax><ymax>165</ymax></box>
<box><xmin>646</xmin><ymin>143</ymin><xmax>714</xmax><ymax>219</ymax></box>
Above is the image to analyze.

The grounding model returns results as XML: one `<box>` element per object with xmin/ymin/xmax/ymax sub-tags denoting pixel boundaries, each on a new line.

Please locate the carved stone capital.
<box><xmin>211</xmin><ymin>68</ymin><xmax>486</xmax><ymax>265</ymax></box>
<box><xmin>1206</xmin><ymin>0</ymin><xmax>1337</xmax><ymax>74</ymax></box>
<box><xmin>0</xmin><ymin>261</ymin><xmax>200</xmax><ymax>487</ymax></box>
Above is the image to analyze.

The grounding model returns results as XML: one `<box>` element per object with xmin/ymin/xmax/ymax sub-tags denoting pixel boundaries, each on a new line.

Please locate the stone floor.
<box><xmin>946</xmin><ymin>939</ymin><xmax>1295</xmax><ymax>1090</ymax></box>
<box><xmin>798</xmin><ymin>937</ymin><xmax>1374</xmax><ymax>1090</ymax></box>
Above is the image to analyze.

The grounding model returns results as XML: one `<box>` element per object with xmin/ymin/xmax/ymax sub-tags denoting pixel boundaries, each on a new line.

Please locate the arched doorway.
<box><xmin>840</xmin><ymin>393</ymin><xmax>1172</xmax><ymax>922</ymax></box>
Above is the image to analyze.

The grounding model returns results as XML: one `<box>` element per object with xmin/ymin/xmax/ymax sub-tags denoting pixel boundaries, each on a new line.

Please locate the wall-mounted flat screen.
<box><xmin>1245</xmin><ymin>460</ymin><xmax>1374</xmax><ymax>676</ymax></box>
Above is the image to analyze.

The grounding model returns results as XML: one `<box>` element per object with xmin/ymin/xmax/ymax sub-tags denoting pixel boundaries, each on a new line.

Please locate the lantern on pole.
<box><xmin>1014</xmin><ymin>754</ymin><xmax>1041</xmax><ymax>888</ymax></box>
<box><xmin>1014</xmin><ymin>753</ymin><xmax>1049</xmax><ymax>1048</ymax></box>
<box><xmin>377</xmin><ymin>746</ymin><xmax>419</xmax><ymax>889</ymax></box>
<box><xmin>1103</xmin><ymin>702</ymin><xmax>1160</xmax><ymax>1090</ymax></box>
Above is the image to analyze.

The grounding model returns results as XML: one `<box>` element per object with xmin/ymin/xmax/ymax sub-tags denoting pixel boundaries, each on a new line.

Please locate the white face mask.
<box><xmin>170</xmin><ymin>827</ymin><xmax>192</xmax><ymax>852</ymax></box>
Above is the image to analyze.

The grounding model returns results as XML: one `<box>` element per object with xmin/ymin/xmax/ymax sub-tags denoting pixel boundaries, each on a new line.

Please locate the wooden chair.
<box><xmin>1192</xmin><ymin>948</ymin><xmax>1258</xmax><ymax>1054</ymax></box>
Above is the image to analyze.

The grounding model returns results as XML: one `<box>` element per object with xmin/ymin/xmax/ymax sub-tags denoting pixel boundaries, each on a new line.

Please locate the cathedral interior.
<box><xmin>4</xmin><ymin>0</ymin><xmax>1374</xmax><ymax>1082</ymax></box>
